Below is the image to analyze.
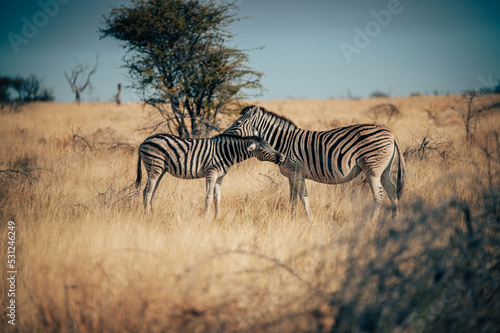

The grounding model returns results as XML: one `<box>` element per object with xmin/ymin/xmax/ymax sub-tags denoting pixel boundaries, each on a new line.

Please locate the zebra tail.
<box><xmin>135</xmin><ymin>152</ymin><xmax>142</xmax><ymax>188</ymax></box>
<box><xmin>395</xmin><ymin>138</ymin><xmax>406</xmax><ymax>200</ymax></box>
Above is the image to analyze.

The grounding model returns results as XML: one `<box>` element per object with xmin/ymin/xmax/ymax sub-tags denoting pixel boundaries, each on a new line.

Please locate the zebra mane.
<box><xmin>241</xmin><ymin>105</ymin><xmax>298</xmax><ymax>129</ymax></box>
<box><xmin>212</xmin><ymin>133</ymin><xmax>262</xmax><ymax>143</ymax></box>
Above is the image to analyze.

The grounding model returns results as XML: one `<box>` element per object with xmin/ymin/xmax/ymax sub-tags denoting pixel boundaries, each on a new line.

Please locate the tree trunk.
<box><xmin>191</xmin><ymin>117</ymin><xmax>200</xmax><ymax>138</ymax></box>
<box><xmin>75</xmin><ymin>90</ymin><xmax>81</xmax><ymax>104</ymax></box>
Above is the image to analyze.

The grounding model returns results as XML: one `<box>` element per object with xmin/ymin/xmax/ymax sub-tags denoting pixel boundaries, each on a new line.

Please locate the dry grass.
<box><xmin>1</xmin><ymin>95</ymin><xmax>499</xmax><ymax>332</ymax></box>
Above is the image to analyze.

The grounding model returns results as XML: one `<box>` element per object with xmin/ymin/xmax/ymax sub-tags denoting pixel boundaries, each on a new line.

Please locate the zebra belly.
<box><xmin>283</xmin><ymin>148</ymin><xmax>361</xmax><ymax>184</ymax></box>
<box><xmin>304</xmin><ymin>165</ymin><xmax>362</xmax><ymax>184</ymax></box>
<box><xmin>164</xmin><ymin>163</ymin><xmax>206</xmax><ymax>179</ymax></box>
<box><xmin>303</xmin><ymin>163</ymin><xmax>361</xmax><ymax>184</ymax></box>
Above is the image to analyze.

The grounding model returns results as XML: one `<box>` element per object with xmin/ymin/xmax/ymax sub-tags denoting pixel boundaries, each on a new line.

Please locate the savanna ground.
<box><xmin>1</xmin><ymin>95</ymin><xmax>499</xmax><ymax>332</ymax></box>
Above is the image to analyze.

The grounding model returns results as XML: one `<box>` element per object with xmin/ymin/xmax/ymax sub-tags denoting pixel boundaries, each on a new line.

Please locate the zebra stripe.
<box><xmin>136</xmin><ymin>133</ymin><xmax>284</xmax><ymax>217</ymax></box>
<box><xmin>224</xmin><ymin>105</ymin><xmax>406</xmax><ymax>221</ymax></box>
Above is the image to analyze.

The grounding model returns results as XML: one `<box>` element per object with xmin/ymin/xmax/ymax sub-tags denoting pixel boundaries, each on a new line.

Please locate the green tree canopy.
<box><xmin>100</xmin><ymin>0</ymin><xmax>262</xmax><ymax>137</ymax></box>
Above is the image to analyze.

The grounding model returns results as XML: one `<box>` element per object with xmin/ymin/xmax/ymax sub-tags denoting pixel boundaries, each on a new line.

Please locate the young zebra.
<box><xmin>224</xmin><ymin>105</ymin><xmax>406</xmax><ymax>222</ymax></box>
<box><xmin>135</xmin><ymin>133</ymin><xmax>285</xmax><ymax>217</ymax></box>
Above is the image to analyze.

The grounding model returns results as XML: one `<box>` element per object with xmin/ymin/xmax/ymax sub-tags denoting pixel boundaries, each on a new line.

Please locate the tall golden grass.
<box><xmin>1</xmin><ymin>95</ymin><xmax>499</xmax><ymax>332</ymax></box>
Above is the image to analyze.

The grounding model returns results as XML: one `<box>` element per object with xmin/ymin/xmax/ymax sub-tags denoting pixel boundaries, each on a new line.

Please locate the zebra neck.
<box><xmin>260</xmin><ymin>124</ymin><xmax>300</xmax><ymax>154</ymax></box>
<box><xmin>223</xmin><ymin>140</ymin><xmax>253</xmax><ymax>165</ymax></box>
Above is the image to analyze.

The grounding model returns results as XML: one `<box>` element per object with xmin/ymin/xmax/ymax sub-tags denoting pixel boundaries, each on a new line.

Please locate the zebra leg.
<box><xmin>366</xmin><ymin>175</ymin><xmax>385</xmax><ymax>222</ymax></box>
<box><xmin>288</xmin><ymin>177</ymin><xmax>314</xmax><ymax>220</ymax></box>
<box><xmin>205</xmin><ymin>172</ymin><xmax>217</xmax><ymax>219</ymax></box>
<box><xmin>213</xmin><ymin>176</ymin><xmax>224</xmax><ymax>219</ymax></box>
<box><xmin>381</xmin><ymin>168</ymin><xmax>399</xmax><ymax>218</ymax></box>
<box><xmin>288</xmin><ymin>178</ymin><xmax>299</xmax><ymax>218</ymax></box>
<box><xmin>143</xmin><ymin>172</ymin><xmax>162</xmax><ymax>215</ymax></box>
<box><xmin>298</xmin><ymin>177</ymin><xmax>314</xmax><ymax>221</ymax></box>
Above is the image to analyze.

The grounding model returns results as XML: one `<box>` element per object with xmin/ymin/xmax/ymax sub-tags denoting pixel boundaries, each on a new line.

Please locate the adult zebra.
<box><xmin>224</xmin><ymin>105</ymin><xmax>406</xmax><ymax>221</ymax></box>
<box><xmin>136</xmin><ymin>133</ymin><xmax>284</xmax><ymax>217</ymax></box>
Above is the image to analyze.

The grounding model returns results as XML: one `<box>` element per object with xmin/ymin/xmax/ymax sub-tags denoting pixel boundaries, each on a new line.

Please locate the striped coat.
<box><xmin>136</xmin><ymin>133</ymin><xmax>284</xmax><ymax>217</ymax></box>
<box><xmin>224</xmin><ymin>105</ymin><xmax>406</xmax><ymax>221</ymax></box>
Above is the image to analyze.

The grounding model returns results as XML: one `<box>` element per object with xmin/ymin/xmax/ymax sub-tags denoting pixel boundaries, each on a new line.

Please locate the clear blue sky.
<box><xmin>1</xmin><ymin>0</ymin><xmax>499</xmax><ymax>102</ymax></box>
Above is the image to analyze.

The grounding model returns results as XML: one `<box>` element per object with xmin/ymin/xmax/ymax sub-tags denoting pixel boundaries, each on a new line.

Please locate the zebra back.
<box><xmin>137</xmin><ymin>133</ymin><xmax>274</xmax><ymax>181</ymax></box>
<box><xmin>138</xmin><ymin>134</ymin><xmax>212</xmax><ymax>179</ymax></box>
<box><xmin>226</xmin><ymin>106</ymin><xmax>402</xmax><ymax>183</ymax></box>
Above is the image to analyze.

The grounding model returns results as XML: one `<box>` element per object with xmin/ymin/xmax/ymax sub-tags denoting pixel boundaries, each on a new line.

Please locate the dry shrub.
<box><xmin>324</xmin><ymin>118</ymin><xmax>361</xmax><ymax>130</ymax></box>
<box><xmin>452</xmin><ymin>92</ymin><xmax>500</xmax><ymax>142</ymax></box>
<box><xmin>0</xmin><ymin>155</ymin><xmax>51</xmax><ymax>216</ymax></box>
<box><xmin>327</xmin><ymin>119</ymin><xmax>344</xmax><ymax>128</ymax></box>
<box><xmin>70</xmin><ymin>125</ymin><xmax>134</xmax><ymax>154</ymax></box>
<box><xmin>404</xmin><ymin>129</ymin><xmax>456</xmax><ymax>162</ymax></box>
<box><xmin>423</xmin><ymin>104</ymin><xmax>459</xmax><ymax>128</ymax></box>
<box><xmin>325</xmin><ymin>186</ymin><xmax>499</xmax><ymax>333</ymax></box>
<box><xmin>367</xmin><ymin>103</ymin><xmax>401</xmax><ymax>125</ymax></box>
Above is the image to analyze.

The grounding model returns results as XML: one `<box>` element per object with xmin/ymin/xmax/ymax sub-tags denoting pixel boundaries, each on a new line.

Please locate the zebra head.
<box><xmin>247</xmin><ymin>137</ymin><xmax>285</xmax><ymax>165</ymax></box>
<box><xmin>224</xmin><ymin>105</ymin><xmax>261</xmax><ymax>137</ymax></box>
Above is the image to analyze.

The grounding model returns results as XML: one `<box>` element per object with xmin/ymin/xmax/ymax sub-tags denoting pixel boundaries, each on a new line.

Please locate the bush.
<box><xmin>324</xmin><ymin>188</ymin><xmax>499</xmax><ymax>332</ymax></box>
<box><xmin>0</xmin><ymin>74</ymin><xmax>54</xmax><ymax>104</ymax></box>
<box><xmin>370</xmin><ymin>90</ymin><xmax>390</xmax><ymax>98</ymax></box>
<box><xmin>366</xmin><ymin>103</ymin><xmax>401</xmax><ymax>124</ymax></box>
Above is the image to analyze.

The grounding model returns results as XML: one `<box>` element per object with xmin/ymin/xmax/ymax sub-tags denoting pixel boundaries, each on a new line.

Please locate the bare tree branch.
<box><xmin>64</xmin><ymin>54</ymin><xmax>99</xmax><ymax>104</ymax></box>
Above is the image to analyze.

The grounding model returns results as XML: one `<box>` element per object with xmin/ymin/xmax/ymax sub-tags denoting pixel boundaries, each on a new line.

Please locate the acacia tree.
<box><xmin>100</xmin><ymin>0</ymin><xmax>262</xmax><ymax>137</ymax></box>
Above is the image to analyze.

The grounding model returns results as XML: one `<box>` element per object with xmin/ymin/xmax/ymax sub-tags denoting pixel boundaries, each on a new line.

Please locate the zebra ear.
<box><xmin>242</xmin><ymin>105</ymin><xmax>260</xmax><ymax>116</ymax></box>
<box><xmin>247</xmin><ymin>143</ymin><xmax>257</xmax><ymax>151</ymax></box>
